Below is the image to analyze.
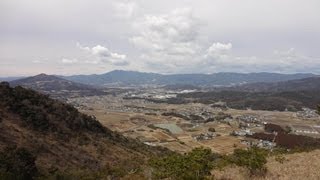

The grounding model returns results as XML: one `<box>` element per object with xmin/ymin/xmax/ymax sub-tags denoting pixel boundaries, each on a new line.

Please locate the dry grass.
<box><xmin>213</xmin><ymin>149</ymin><xmax>320</xmax><ymax>180</ymax></box>
<box><xmin>264</xmin><ymin>150</ymin><xmax>320</xmax><ymax>180</ymax></box>
<box><xmin>212</xmin><ymin>166</ymin><xmax>249</xmax><ymax>180</ymax></box>
<box><xmin>201</xmin><ymin>136</ymin><xmax>246</xmax><ymax>154</ymax></box>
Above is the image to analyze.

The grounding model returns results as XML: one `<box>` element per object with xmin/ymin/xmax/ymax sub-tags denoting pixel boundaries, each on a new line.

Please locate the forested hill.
<box><xmin>0</xmin><ymin>82</ymin><xmax>168</xmax><ymax>179</ymax></box>
<box><xmin>9</xmin><ymin>73</ymin><xmax>106</xmax><ymax>98</ymax></box>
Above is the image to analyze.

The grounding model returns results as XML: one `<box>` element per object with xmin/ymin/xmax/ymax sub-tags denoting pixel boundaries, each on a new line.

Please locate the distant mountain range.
<box><xmin>0</xmin><ymin>76</ymin><xmax>23</xmax><ymax>82</ymax></box>
<box><xmin>63</xmin><ymin>70</ymin><xmax>317</xmax><ymax>87</ymax></box>
<box><xmin>9</xmin><ymin>73</ymin><xmax>106</xmax><ymax>98</ymax></box>
<box><xmin>1</xmin><ymin>70</ymin><xmax>317</xmax><ymax>88</ymax></box>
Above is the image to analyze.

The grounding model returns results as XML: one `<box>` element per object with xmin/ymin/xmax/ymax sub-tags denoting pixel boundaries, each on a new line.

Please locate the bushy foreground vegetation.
<box><xmin>150</xmin><ymin>148</ymin><xmax>215</xmax><ymax>179</ymax></box>
<box><xmin>227</xmin><ymin>147</ymin><xmax>268</xmax><ymax>175</ymax></box>
<box><xmin>150</xmin><ymin>147</ymin><xmax>268</xmax><ymax>179</ymax></box>
<box><xmin>0</xmin><ymin>146</ymin><xmax>38</xmax><ymax>179</ymax></box>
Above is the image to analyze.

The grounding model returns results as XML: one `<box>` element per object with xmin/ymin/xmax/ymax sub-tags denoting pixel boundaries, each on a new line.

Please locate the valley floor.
<box><xmin>68</xmin><ymin>94</ymin><xmax>320</xmax><ymax>154</ymax></box>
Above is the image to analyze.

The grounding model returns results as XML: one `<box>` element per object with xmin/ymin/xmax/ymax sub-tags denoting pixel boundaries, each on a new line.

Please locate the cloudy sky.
<box><xmin>1</xmin><ymin>0</ymin><xmax>320</xmax><ymax>76</ymax></box>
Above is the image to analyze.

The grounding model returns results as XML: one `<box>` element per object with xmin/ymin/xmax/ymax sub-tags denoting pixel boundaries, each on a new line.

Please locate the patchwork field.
<box><xmin>70</xmin><ymin>95</ymin><xmax>320</xmax><ymax>154</ymax></box>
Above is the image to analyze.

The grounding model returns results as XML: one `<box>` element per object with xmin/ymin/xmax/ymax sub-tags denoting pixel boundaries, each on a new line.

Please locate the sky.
<box><xmin>1</xmin><ymin>0</ymin><xmax>320</xmax><ymax>76</ymax></box>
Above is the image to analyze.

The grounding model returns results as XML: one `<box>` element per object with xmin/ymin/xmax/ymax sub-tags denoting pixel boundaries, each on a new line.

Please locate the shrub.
<box><xmin>150</xmin><ymin>147</ymin><xmax>217</xmax><ymax>179</ymax></box>
<box><xmin>275</xmin><ymin>155</ymin><xmax>286</xmax><ymax>164</ymax></box>
<box><xmin>229</xmin><ymin>147</ymin><xmax>268</xmax><ymax>175</ymax></box>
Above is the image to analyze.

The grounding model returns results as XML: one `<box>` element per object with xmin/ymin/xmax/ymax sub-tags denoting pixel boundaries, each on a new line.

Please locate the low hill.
<box><xmin>0</xmin><ymin>82</ymin><xmax>168</xmax><ymax>178</ymax></box>
<box><xmin>226</xmin><ymin>76</ymin><xmax>320</xmax><ymax>92</ymax></box>
<box><xmin>10</xmin><ymin>73</ymin><xmax>106</xmax><ymax>99</ymax></box>
<box><xmin>178</xmin><ymin>90</ymin><xmax>320</xmax><ymax>111</ymax></box>
<box><xmin>64</xmin><ymin>70</ymin><xmax>316</xmax><ymax>87</ymax></box>
<box><xmin>178</xmin><ymin>77</ymin><xmax>320</xmax><ymax>111</ymax></box>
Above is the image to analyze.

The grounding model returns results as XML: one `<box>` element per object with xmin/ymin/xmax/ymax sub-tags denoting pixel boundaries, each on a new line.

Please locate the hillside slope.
<box><xmin>0</xmin><ymin>82</ymin><xmax>168</xmax><ymax>178</ymax></box>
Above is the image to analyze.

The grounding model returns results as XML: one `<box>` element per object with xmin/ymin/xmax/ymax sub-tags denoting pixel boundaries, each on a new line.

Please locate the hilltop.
<box><xmin>0</xmin><ymin>82</ymin><xmax>168</xmax><ymax>178</ymax></box>
<box><xmin>9</xmin><ymin>73</ymin><xmax>106</xmax><ymax>99</ymax></box>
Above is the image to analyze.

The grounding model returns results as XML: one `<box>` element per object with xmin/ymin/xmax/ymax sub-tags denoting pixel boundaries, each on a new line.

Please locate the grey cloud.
<box><xmin>0</xmin><ymin>0</ymin><xmax>320</xmax><ymax>76</ymax></box>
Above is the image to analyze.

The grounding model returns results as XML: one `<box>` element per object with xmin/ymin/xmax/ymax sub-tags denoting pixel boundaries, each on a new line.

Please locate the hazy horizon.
<box><xmin>1</xmin><ymin>0</ymin><xmax>320</xmax><ymax>76</ymax></box>
<box><xmin>1</xmin><ymin>69</ymin><xmax>319</xmax><ymax>79</ymax></box>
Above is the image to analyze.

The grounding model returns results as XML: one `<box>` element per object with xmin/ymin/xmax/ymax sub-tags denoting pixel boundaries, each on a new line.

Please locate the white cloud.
<box><xmin>90</xmin><ymin>45</ymin><xmax>126</xmax><ymax>60</ymax></box>
<box><xmin>113</xmin><ymin>1</ymin><xmax>138</xmax><ymax>19</ymax></box>
<box><xmin>61</xmin><ymin>58</ymin><xmax>78</xmax><ymax>64</ymax></box>
<box><xmin>205</xmin><ymin>42</ymin><xmax>232</xmax><ymax>59</ymax></box>
<box><xmin>201</xmin><ymin>43</ymin><xmax>257</xmax><ymax>72</ymax></box>
<box><xmin>273</xmin><ymin>48</ymin><xmax>300</xmax><ymax>62</ymax></box>
<box><xmin>270</xmin><ymin>48</ymin><xmax>320</xmax><ymax>72</ymax></box>
<box><xmin>201</xmin><ymin>46</ymin><xmax>320</xmax><ymax>73</ymax></box>
<box><xmin>130</xmin><ymin>8</ymin><xmax>202</xmax><ymax>71</ymax></box>
<box><xmin>77</xmin><ymin>43</ymin><xmax>129</xmax><ymax>66</ymax></box>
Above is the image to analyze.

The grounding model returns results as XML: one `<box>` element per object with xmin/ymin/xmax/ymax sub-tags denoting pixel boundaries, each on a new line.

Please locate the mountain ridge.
<box><xmin>63</xmin><ymin>70</ymin><xmax>317</xmax><ymax>87</ymax></box>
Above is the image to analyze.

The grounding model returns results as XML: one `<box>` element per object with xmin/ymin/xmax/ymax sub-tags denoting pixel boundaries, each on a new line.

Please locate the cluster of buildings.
<box><xmin>124</xmin><ymin>89</ymin><xmax>180</xmax><ymax>100</ymax></box>
<box><xmin>237</xmin><ymin>114</ymin><xmax>262</xmax><ymax>123</ymax></box>
<box><xmin>231</xmin><ymin>129</ymin><xmax>253</xmax><ymax>136</ymax></box>
<box><xmin>241</xmin><ymin>139</ymin><xmax>276</xmax><ymax>149</ymax></box>
<box><xmin>291</xmin><ymin>125</ymin><xmax>320</xmax><ymax>135</ymax></box>
<box><xmin>192</xmin><ymin>132</ymin><xmax>215</xmax><ymax>141</ymax></box>
<box><xmin>236</xmin><ymin>114</ymin><xmax>264</xmax><ymax>128</ymax></box>
<box><xmin>296</xmin><ymin>108</ymin><xmax>320</xmax><ymax>119</ymax></box>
